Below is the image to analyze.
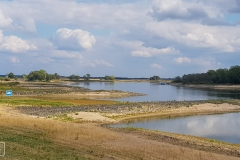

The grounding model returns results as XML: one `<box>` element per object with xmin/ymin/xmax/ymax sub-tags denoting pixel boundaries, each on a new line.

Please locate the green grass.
<box><xmin>0</xmin><ymin>98</ymin><xmax>74</xmax><ymax>107</ymax></box>
<box><xmin>53</xmin><ymin>114</ymin><xmax>75</xmax><ymax>122</ymax></box>
<box><xmin>0</xmin><ymin>126</ymin><xmax>89</xmax><ymax>160</ymax></box>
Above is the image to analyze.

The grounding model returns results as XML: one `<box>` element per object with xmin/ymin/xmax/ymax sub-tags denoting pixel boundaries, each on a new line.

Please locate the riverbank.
<box><xmin>1</xmin><ymin>101</ymin><xmax>240</xmax><ymax>159</ymax></box>
<box><xmin>171</xmin><ymin>83</ymin><xmax>240</xmax><ymax>90</ymax></box>
<box><xmin>1</xmin><ymin>81</ymin><xmax>240</xmax><ymax>159</ymax></box>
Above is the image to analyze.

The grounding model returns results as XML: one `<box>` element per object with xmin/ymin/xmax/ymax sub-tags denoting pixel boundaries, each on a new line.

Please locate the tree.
<box><xmin>84</xmin><ymin>74</ymin><xmax>91</xmax><ymax>81</ymax></box>
<box><xmin>8</xmin><ymin>72</ymin><xmax>15</xmax><ymax>79</ymax></box>
<box><xmin>173</xmin><ymin>76</ymin><xmax>182</xmax><ymax>83</ymax></box>
<box><xmin>22</xmin><ymin>74</ymin><xmax>27</xmax><ymax>80</ymax></box>
<box><xmin>228</xmin><ymin>65</ymin><xmax>240</xmax><ymax>84</ymax></box>
<box><xmin>215</xmin><ymin>68</ymin><xmax>228</xmax><ymax>84</ymax></box>
<box><xmin>150</xmin><ymin>75</ymin><xmax>160</xmax><ymax>80</ymax></box>
<box><xmin>27</xmin><ymin>70</ymin><xmax>47</xmax><ymax>81</ymax></box>
<box><xmin>69</xmin><ymin>74</ymin><xmax>80</xmax><ymax>80</ymax></box>
<box><xmin>105</xmin><ymin>75</ymin><xmax>115</xmax><ymax>80</ymax></box>
<box><xmin>174</xmin><ymin>65</ymin><xmax>240</xmax><ymax>85</ymax></box>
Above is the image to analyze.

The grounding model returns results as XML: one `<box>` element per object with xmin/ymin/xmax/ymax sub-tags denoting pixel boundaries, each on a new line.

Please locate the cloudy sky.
<box><xmin>1</xmin><ymin>0</ymin><xmax>240</xmax><ymax>78</ymax></box>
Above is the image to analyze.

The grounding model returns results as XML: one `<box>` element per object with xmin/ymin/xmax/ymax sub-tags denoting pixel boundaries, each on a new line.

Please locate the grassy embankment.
<box><xmin>0</xmin><ymin>81</ymin><xmax>118</xmax><ymax>159</ymax></box>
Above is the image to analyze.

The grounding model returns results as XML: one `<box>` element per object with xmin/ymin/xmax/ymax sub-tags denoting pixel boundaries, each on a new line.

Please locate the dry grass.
<box><xmin>1</xmin><ymin>111</ymin><xmax>239</xmax><ymax>160</ymax></box>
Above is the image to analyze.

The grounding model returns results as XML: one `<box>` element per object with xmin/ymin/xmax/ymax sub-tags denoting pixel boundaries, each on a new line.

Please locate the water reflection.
<box><xmin>112</xmin><ymin>112</ymin><xmax>240</xmax><ymax>144</ymax></box>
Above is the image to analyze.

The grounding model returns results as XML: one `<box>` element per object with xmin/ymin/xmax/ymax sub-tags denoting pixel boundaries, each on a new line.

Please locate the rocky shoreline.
<box><xmin>16</xmin><ymin>100</ymin><xmax>203</xmax><ymax>117</ymax></box>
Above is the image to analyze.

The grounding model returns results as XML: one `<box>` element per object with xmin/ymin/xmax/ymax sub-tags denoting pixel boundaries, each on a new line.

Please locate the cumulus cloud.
<box><xmin>132</xmin><ymin>46</ymin><xmax>178</xmax><ymax>57</ymax></box>
<box><xmin>174</xmin><ymin>57</ymin><xmax>191</xmax><ymax>64</ymax></box>
<box><xmin>52</xmin><ymin>28</ymin><xmax>96</xmax><ymax>51</ymax></box>
<box><xmin>146</xmin><ymin>21</ymin><xmax>240</xmax><ymax>52</ymax></box>
<box><xmin>0</xmin><ymin>30</ymin><xmax>37</xmax><ymax>53</ymax></box>
<box><xmin>150</xmin><ymin>0</ymin><xmax>210</xmax><ymax>21</ymax></box>
<box><xmin>151</xmin><ymin>63</ymin><xmax>162</xmax><ymax>69</ymax></box>
<box><xmin>0</xmin><ymin>9</ymin><xmax>36</xmax><ymax>33</ymax></box>
<box><xmin>0</xmin><ymin>11</ymin><xmax>13</xmax><ymax>28</ymax></box>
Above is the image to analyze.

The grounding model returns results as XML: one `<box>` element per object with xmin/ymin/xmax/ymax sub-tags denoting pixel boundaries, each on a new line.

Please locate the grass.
<box><xmin>53</xmin><ymin>114</ymin><xmax>75</xmax><ymax>122</ymax></box>
<box><xmin>0</xmin><ymin>97</ymin><xmax>74</xmax><ymax>107</ymax></box>
<box><xmin>0</xmin><ymin>126</ymin><xmax>89</xmax><ymax>160</ymax></box>
<box><xmin>0</xmin><ymin>96</ymin><xmax>116</xmax><ymax>107</ymax></box>
<box><xmin>0</xmin><ymin>113</ymin><xmax>119</xmax><ymax>159</ymax></box>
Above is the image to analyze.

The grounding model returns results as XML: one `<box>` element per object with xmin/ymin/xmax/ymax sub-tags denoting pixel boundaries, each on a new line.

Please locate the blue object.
<box><xmin>6</xmin><ymin>90</ymin><xmax>12</xmax><ymax>96</ymax></box>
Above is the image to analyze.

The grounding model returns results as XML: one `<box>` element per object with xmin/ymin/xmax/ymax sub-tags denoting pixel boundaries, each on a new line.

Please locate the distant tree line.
<box><xmin>69</xmin><ymin>73</ymin><xmax>91</xmax><ymax>81</ymax></box>
<box><xmin>173</xmin><ymin>65</ymin><xmax>240</xmax><ymax>84</ymax></box>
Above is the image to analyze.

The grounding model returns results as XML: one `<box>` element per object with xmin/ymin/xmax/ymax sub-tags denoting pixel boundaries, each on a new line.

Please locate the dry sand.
<box><xmin>68</xmin><ymin>112</ymin><xmax>116</xmax><ymax>122</ymax></box>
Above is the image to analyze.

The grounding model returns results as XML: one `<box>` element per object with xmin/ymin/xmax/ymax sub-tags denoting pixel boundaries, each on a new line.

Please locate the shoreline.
<box><xmin>170</xmin><ymin>83</ymin><xmax>240</xmax><ymax>90</ymax></box>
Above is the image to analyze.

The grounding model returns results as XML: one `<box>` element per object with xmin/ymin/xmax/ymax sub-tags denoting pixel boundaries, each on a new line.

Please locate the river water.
<box><xmin>111</xmin><ymin>112</ymin><xmax>240</xmax><ymax>144</ymax></box>
<box><xmin>70</xmin><ymin>82</ymin><xmax>240</xmax><ymax>144</ymax></box>
<box><xmin>70</xmin><ymin>82</ymin><xmax>240</xmax><ymax>102</ymax></box>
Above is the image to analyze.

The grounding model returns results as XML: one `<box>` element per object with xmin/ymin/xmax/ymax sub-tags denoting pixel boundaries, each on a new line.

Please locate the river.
<box><xmin>69</xmin><ymin>82</ymin><xmax>240</xmax><ymax>102</ymax></box>
<box><xmin>70</xmin><ymin>82</ymin><xmax>240</xmax><ymax>144</ymax></box>
<box><xmin>111</xmin><ymin>112</ymin><xmax>240</xmax><ymax>144</ymax></box>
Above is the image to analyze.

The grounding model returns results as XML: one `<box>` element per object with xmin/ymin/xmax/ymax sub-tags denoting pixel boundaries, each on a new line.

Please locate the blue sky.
<box><xmin>0</xmin><ymin>0</ymin><xmax>240</xmax><ymax>78</ymax></box>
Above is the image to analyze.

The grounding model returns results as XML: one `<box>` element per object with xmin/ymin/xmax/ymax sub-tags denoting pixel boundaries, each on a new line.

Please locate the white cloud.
<box><xmin>114</xmin><ymin>40</ymin><xmax>179</xmax><ymax>57</ymax></box>
<box><xmin>13</xmin><ymin>18</ymin><xmax>36</xmax><ymax>33</ymax></box>
<box><xmin>0</xmin><ymin>0</ymin><xmax>239</xmax><ymax>77</ymax></box>
<box><xmin>146</xmin><ymin>21</ymin><xmax>240</xmax><ymax>52</ymax></box>
<box><xmin>0</xmin><ymin>30</ymin><xmax>37</xmax><ymax>53</ymax></box>
<box><xmin>150</xmin><ymin>0</ymin><xmax>205</xmax><ymax>20</ymax></box>
<box><xmin>0</xmin><ymin>10</ymin><xmax>13</xmax><ymax>28</ymax></box>
<box><xmin>132</xmin><ymin>46</ymin><xmax>178</xmax><ymax>57</ymax></box>
<box><xmin>174</xmin><ymin>57</ymin><xmax>191</xmax><ymax>64</ymax></box>
<box><xmin>52</xmin><ymin>28</ymin><xmax>96</xmax><ymax>50</ymax></box>
<box><xmin>151</xmin><ymin>63</ymin><xmax>162</xmax><ymax>69</ymax></box>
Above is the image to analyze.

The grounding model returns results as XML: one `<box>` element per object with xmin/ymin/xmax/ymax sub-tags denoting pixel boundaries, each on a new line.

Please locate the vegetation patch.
<box><xmin>0</xmin><ymin>97</ymin><xmax>74</xmax><ymax>107</ymax></box>
<box><xmin>0</xmin><ymin>126</ymin><xmax>89</xmax><ymax>160</ymax></box>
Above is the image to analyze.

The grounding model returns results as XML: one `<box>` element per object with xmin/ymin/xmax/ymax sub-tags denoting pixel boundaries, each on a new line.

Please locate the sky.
<box><xmin>0</xmin><ymin>0</ymin><xmax>240</xmax><ymax>78</ymax></box>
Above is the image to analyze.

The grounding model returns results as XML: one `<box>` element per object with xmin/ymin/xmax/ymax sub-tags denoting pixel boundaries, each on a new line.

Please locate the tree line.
<box><xmin>173</xmin><ymin>65</ymin><xmax>240</xmax><ymax>84</ymax></box>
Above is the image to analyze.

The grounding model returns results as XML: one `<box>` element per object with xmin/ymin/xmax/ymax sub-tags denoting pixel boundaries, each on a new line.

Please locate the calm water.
<box><xmin>69</xmin><ymin>82</ymin><xmax>240</xmax><ymax>102</ymax></box>
<box><xmin>70</xmin><ymin>82</ymin><xmax>240</xmax><ymax>144</ymax></box>
<box><xmin>111</xmin><ymin>112</ymin><xmax>240</xmax><ymax>144</ymax></box>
